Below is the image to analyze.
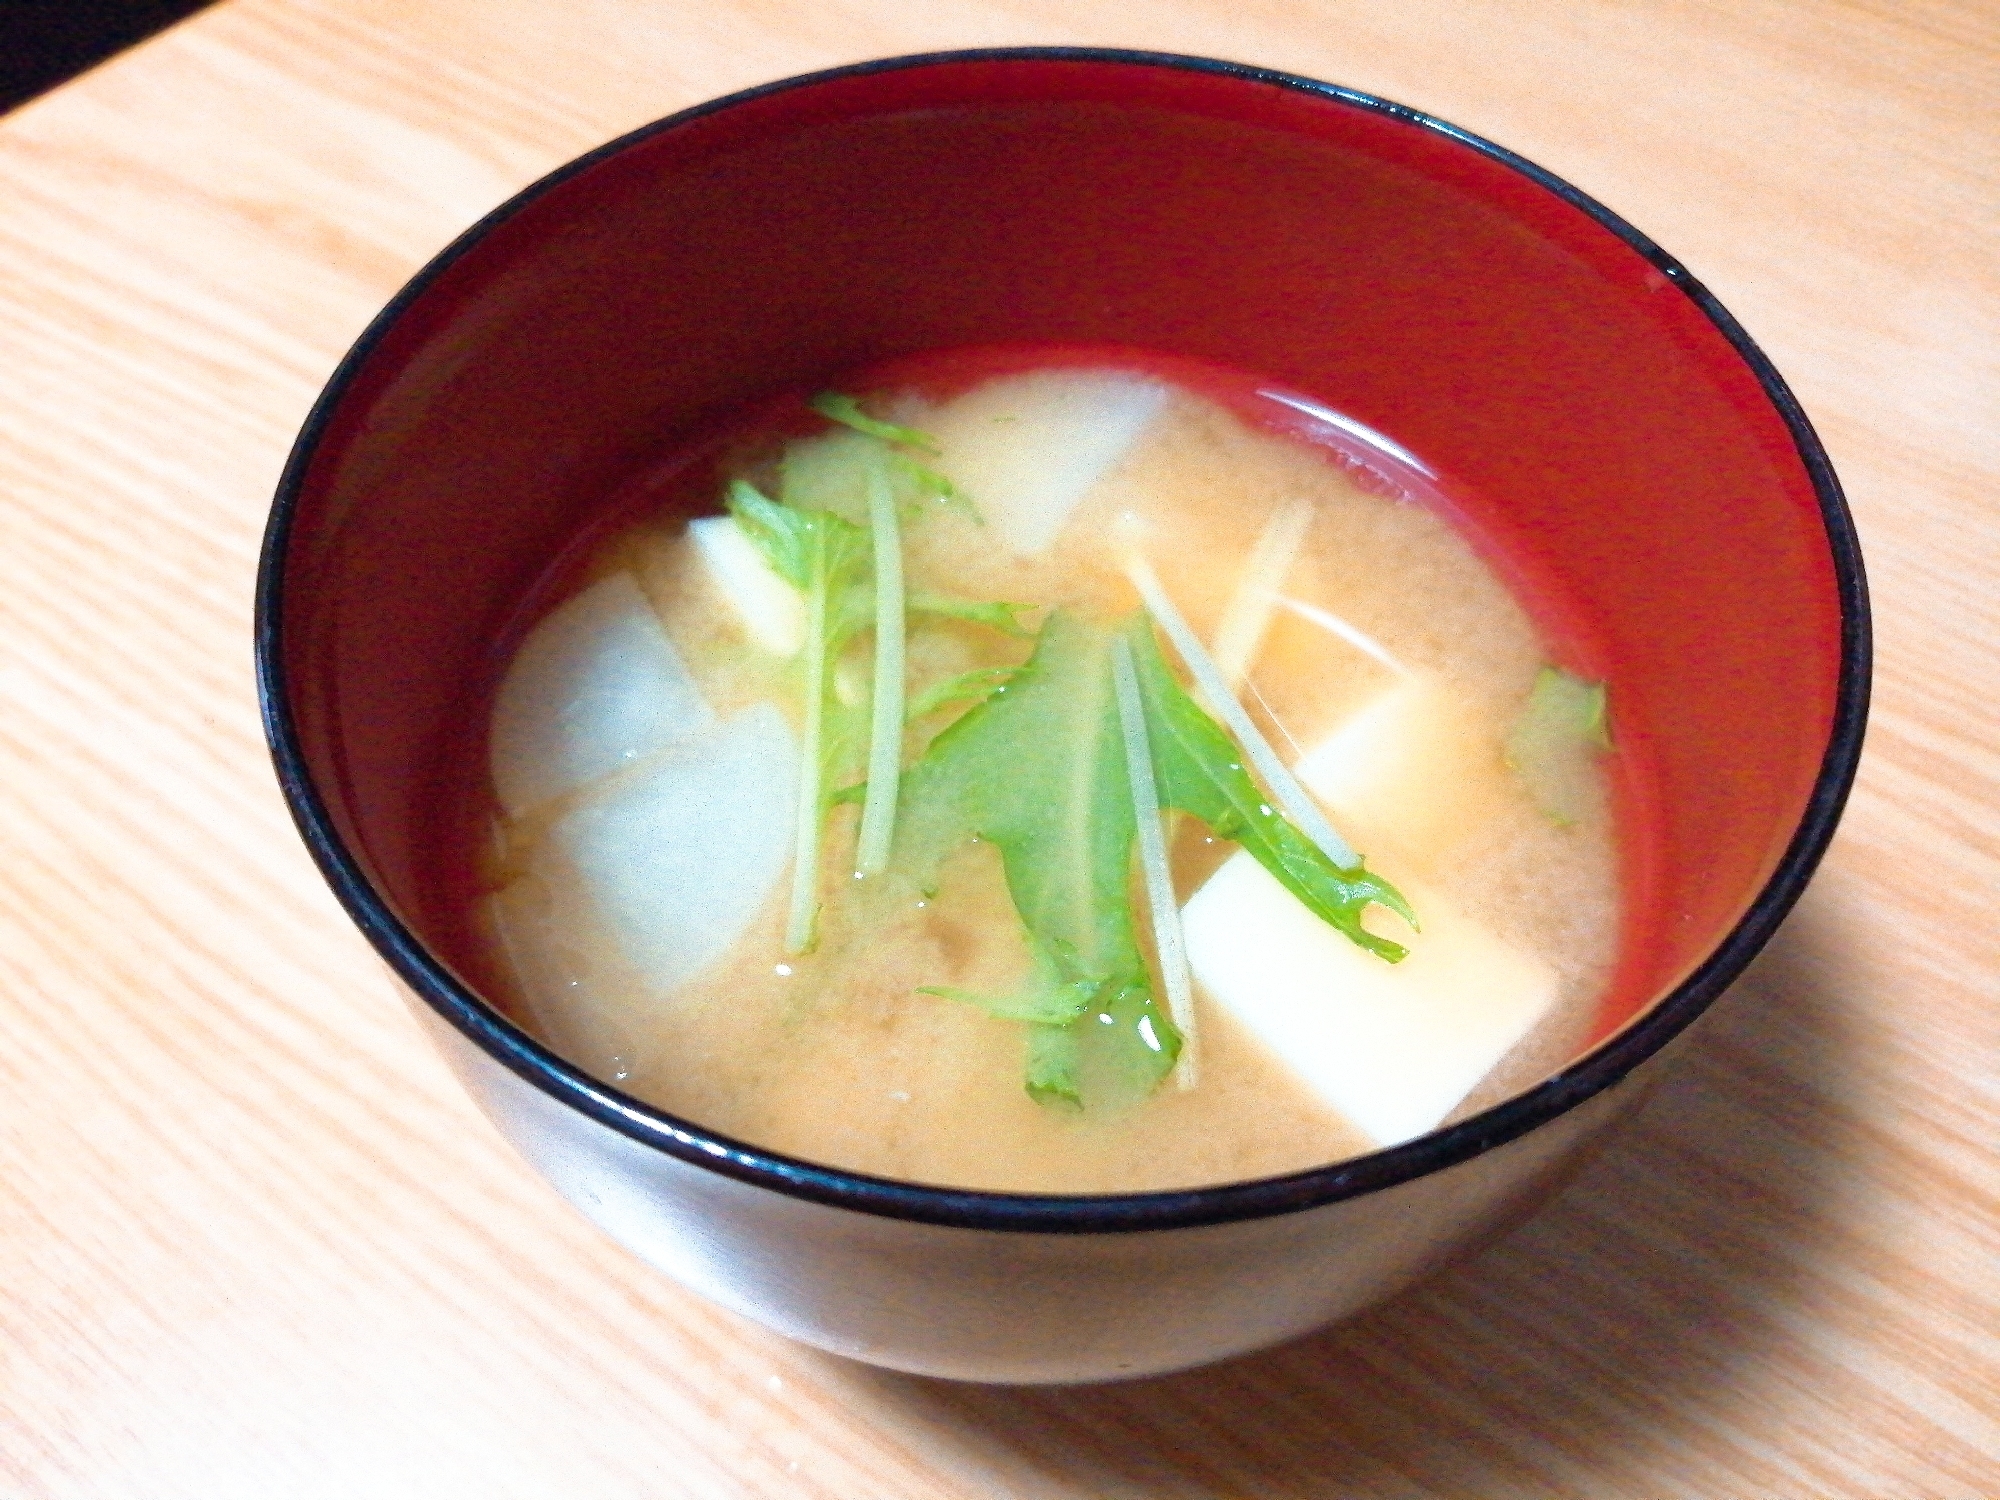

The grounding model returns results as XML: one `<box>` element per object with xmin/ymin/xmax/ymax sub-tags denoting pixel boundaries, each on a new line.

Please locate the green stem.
<box><xmin>1126</xmin><ymin>555</ymin><xmax>1360</xmax><ymax>869</ymax></box>
<box><xmin>1112</xmin><ymin>636</ymin><xmax>1198</xmax><ymax>1088</ymax></box>
<box><xmin>785</xmin><ymin>563</ymin><xmax>830</xmax><ymax>954</ymax></box>
<box><xmin>855</xmin><ymin>461</ymin><xmax>906</xmax><ymax>876</ymax></box>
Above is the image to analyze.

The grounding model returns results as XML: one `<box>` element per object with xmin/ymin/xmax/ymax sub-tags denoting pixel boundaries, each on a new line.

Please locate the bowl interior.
<box><xmin>270</xmin><ymin>54</ymin><xmax>1847</xmax><ymax>1155</ymax></box>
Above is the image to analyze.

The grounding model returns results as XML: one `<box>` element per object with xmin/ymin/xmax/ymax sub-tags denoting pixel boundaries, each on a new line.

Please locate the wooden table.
<box><xmin>2</xmin><ymin>1</ymin><xmax>1993</xmax><ymax>1493</ymax></box>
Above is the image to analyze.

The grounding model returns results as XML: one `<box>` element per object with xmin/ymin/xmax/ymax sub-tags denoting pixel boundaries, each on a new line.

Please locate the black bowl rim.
<box><xmin>255</xmin><ymin>46</ymin><xmax>1871</xmax><ymax>1235</ymax></box>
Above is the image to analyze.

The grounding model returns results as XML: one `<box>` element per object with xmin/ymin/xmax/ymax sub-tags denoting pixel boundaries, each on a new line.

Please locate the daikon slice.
<box><xmin>1182</xmin><ymin>854</ymin><xmax>1559</xmax><ymax>1147</ymax></box>
<box><xmin>548</xmin><ymin>702</ymin><xmax>797</xmax><ymax>997</ymax></box>
<box><xmin>490</xmin><ymin>571</ymin><xmax>715</xmax><ymax>817</ymax></box>
<box><xmin>489</xmin><ymin>868</ymin><xmax>648</xmax><ymax>1084</ymax></box>
<box><xmin>924</xmin><ymin>370</ymin><xmax>1169</xmax><ymax>556</ymax></box>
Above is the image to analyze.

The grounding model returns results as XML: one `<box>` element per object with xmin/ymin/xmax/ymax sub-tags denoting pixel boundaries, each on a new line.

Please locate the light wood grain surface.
<box><xmin>1</xmin><ymin>1</ymin><xmax>1994</xmax><ymax>1494</ymax></box>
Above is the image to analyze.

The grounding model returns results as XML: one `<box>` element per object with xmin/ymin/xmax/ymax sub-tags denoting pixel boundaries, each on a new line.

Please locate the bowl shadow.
<box><xmin>831</xmin><ymin>884</ymin><xmax>1864</xmax><ymax>1496</ymax></box>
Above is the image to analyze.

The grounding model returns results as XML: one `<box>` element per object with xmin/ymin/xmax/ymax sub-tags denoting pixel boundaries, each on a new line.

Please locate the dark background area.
<box><xmin>2</xmin><ymin>1</ymin><xmax>217</xmax><ymax>112</ymax></box>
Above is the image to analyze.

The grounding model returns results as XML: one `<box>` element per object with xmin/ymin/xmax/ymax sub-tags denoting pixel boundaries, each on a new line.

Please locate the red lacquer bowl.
<box><xmin>257</xmin><ymin>50</ymin><xmax>1867</xmax><ymax>1382</ymax></box>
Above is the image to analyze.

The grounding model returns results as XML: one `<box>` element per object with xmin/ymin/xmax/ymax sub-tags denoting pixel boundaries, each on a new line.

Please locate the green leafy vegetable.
<box><xmin>811</xmin><ymin>391</ymin><xmax>941</xmax><ymax>452</ymax></box>
<box><xmin>889</xmin><ymin>452</ymin><xmax>977</xmax><ymax>517</ymax></box>
<box><xmin>1123</xmin><ymin>617</ymin><xmax>1417</xmax><ymax>962</ymax></box>
<box><xmin>721</xmin><ymin>395</ymin><xmax>1030</xmax><ymax>940</ymax></box>
<box><xmin>805</xmin><ymin>392</ymin><xmax>978</xmax><ymax>518</ymax></box>
<box><xmin>1113</xmin><ymin>635</ymin><xmax>1198</xmax><ymax>1083</ymax></box>
<box><xmin>725</xmin><ymin>479</ymin><xmax>847</xmax><ymax>593</ymax></box>
<box><xmin>905</xmin><ymin>665</ymin><xmax>1021</xmax><ymax>722</ymax></box>
<box><xmin>895</xmin><ymin>609</ymin><xmax>1420</xmax><ymax>1106</ymax></box>
<box><xmin>724</xmin><ymin>479</ymin><xmax>869</xmax><ymax>952</ymax></box>
<box><xmin>1024</xmin><ymin>976</ymin><xmax>1162</xmax><ymax>1107</ymax></box>
<box><xmin>894</xmin><ymin>612</ymin><xmax>1181</xmax><ymax>1106</ymax></box>
<box><xmin>917</xmin><ymin>981</ymin><xmax>1096</xmax><ymax>1026</ymax></box>
<box><xmin>828</xmin><ymin>667</ymin><xmax>1018</xmax><ymax>806</ymax></box>
<box><xmin>908</xmin><ymin>594</ymin><xmax>1036</xmax><ymax>638</ymax></box>
<box><xmin>1506</xmin><ymin>666</ymin><xmax>1611</xmax><ymax>827</ymax></box>
<box><xmin>1025</xmin><ymin>1024</ymin><xmax>1085</xmax><ymax>1106</ymax></box>
<box><xmin>1126</xmin><ymin>555</ymin><xmax>1361</xmax><ymax>869</ymax></box>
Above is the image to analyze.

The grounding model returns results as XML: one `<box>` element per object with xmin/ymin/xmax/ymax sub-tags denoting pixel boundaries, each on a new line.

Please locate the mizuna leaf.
<box><xmin>1123</xmin><ymin>616</ymin><xmax>1417</xmax><ymax>962</ymax></box>
<box><xmin>894</xmin><ymin>611</ymin><xmax>1181</xmax><ymax>1105</ymax></box>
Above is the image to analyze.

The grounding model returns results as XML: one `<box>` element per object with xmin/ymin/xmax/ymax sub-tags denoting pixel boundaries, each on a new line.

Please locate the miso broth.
<box><xmin>460</xmin><ymin>352</ymin><xmax>1624</xmax><ymax>1194</ymax></box>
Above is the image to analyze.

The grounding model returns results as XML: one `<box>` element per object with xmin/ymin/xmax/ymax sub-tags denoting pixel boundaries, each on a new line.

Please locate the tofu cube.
<box><xmin>1294</xmin><ymin>671</ymin><xmax>1501</xmax><ymax>866</ymax></box>
<box><xmin>1181</xmin><ymin>853</ymin><xmax>1560</xmax><ymax>1147</ymax></box>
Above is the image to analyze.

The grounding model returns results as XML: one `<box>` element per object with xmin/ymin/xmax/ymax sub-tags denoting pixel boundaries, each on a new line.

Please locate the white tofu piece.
<box><xmin>923</xmin><ymin>369</ymin><xmax>1169</xmax><ymax>556</ymax></box>
<box><xmin>489</xmin><ymin>572</ymin><xmax>716</xmax><ymax>818</ymax></box>
<box><xmin>545</xmin><ymin>701</ymin><xmax>797</xmax><ymax>997</ymax></box>
<box><xmin>1294</xmin><ymin>671</ymin><xmax>1500</xmax><ymax>865</ymax></box>
<box><xmin>1182</xmin><ymin>854</ymin><xmax>1559</xmax><ymax>1147</ymax></box>
<box><xmin>687</xmin><ymin>515</ymin><xmax>806</xmax><ymax>657</ymax></box>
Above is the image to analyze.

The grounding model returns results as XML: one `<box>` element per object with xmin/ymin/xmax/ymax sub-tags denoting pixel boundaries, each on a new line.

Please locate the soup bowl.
<box><xmin>256</xmin><ymin>48</ymin><xmax>1868</xmax><ymax>1384</ymax></box>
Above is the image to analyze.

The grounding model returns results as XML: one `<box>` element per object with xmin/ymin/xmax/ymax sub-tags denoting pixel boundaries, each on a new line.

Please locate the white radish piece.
<box><xmin>924</xmin><ymin>370</ymin><xmax>1169</xmax><ymax>556</ymax></box>
<box><xmin>544</xmin><ymin>702</ymin><xmax>798</xmax><ymax>996</ymax></box>
<box><xmin>488</xmin><ymin>869</ymin><xmax>648</xmax><ymax>1085</ymax></box>
<box><xmin>1182</xmin><ymin>853</ymin><xmax>1559</xmax><ymax>1147</ymax></box>
<box><xmin>687</xmin><ymin>515</ymin><xmax>807</xmax><ymax>657</ymax></box>
<box><xmin>489</xmin><ymin>572</ymin><xmax>715</xmax><ymax>818</ymax></box>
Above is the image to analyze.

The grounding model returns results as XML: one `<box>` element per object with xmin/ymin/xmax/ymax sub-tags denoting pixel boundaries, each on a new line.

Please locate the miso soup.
<box><xmin>456</xmin><ymin>351</ymin><xmax>1626</xmax><ymax>1194</ymax></box>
